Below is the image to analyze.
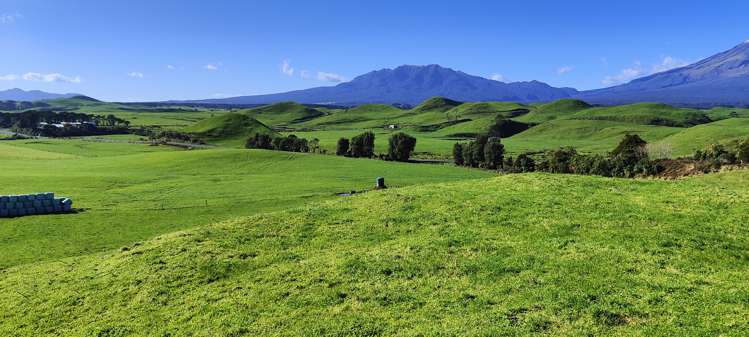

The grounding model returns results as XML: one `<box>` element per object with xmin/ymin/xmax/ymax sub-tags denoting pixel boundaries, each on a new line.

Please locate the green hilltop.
<box><xmin>411</xmin><ymin>96</ymin><xmax>462</xmax><ymax>113</ymax></box>
<box><xmin>515</xmin><ymin>98</ymin><xmax>592</xmax><ymax>123</ymax></box>
<box><xmin>243</xmin><ymin>101</ymin><xmax>326</xmax><ymax>126</ymax></box>
<box><xmin>183</xmin><ymin>113</ymin><xmax>276</xmax><ymax>147</ymax></box>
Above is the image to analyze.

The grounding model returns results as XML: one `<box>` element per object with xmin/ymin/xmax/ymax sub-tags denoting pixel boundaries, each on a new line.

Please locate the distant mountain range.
<box><xmin>188</xmin><ymin>65</ymin><xmax>579</xmax><ymax>106</ymax></box>
<box><xmin>192</xmin><ymin>41</ymin><xmax>749</xmax><ymax>107</ymax></box>
<box><xmin>0</xmin><ymin>88</ymin><xmax>80</xmax><ymax>101</ymax></box>
<box><xmin>6</xmin><ymin>41</ymin><xmax>749</xmax><ymax>107</ymax></box>
<box><xmin>576</xmin><ymin>41</ymin><xmax>749</xmax><ymax>106</ymax></box>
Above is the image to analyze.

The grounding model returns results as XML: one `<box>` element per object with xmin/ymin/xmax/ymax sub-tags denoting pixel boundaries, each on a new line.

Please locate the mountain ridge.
<box><xmin>0</xmin><ymin>88</ymin><xmax>80</xmax><ymax>101</ymax></box>
<box><xmin>575</xmin><ymin>41</ymin><xmax>749</xmax><ymax>106</ymax></box>
<box><xmin>187</xmin><ymin>64</ymin><xmax>578</xmax><ymax>106</ymax></box>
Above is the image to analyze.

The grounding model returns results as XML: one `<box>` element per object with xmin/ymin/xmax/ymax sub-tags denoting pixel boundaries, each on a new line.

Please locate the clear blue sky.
<box><xmin>1</xmin><ymin>0</ymin><xmax>748</xmax><ymax>101</ymax></box>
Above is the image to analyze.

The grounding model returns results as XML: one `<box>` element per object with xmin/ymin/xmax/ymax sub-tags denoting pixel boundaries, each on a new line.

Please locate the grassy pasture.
<box><xmin>2</xmin><ymin>171</ymin><xmax>748</xmax><ymax>335</ymax></box>
<box><xmin>503</xmin><ymin>119</ymin><xmax>683</xmax><ymax>154</ymax></box>
<box><xmin>0</xmin><ymin>141</ymin><xmax>491</xmax><ymax>268</ymax></box>
<box><xmin>653</xmin><ymin>117</ymin><xmax>749</xmax><ymax>156</ymax></box>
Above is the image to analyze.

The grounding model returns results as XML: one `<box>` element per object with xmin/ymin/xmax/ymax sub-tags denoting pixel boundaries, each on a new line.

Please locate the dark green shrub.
<box><xmin>336</xmin><ymin>138</ymin><xmax>350</xmax><ymax>156</ymax></box>
<box><xmin>245</xmin><ymin>133</ymin><xmax>273</xmax><ymax>149</ymax></box>
<box><xmin>611</xmin><ymin>134</ymin><xmax>648</xmax><ymax>167</ymax></box>
<box><xmin>546</xmin><ymin>148</ymin><xmax>577</xmax><ymax>173</ymax></box>
<box><xmin>471</xmin><ymin>135</ymin><xmax>488</xmax><ymax>166</ymax></box>
<box><xmin>463</xmin><ymin>141</ymin><xmax>477</xmax><ymax>167</ymax></box>
<box><xmin>514</xmin><ymin>153</ymin><xmax>535</xmax><ymax>172</ymax></box>
<box><xmin>696</xmin><ymin>143</ymin><xmax>737</xmax><ymax>165</ymax></box>
<box><xmin>453</xmin><ymin>143</ymin><xmax>465</xmax><ymax>166</ymax></box>
<box><xmin>483</xmin><ymin>137</ymin><xmax>504</xmax><ymax>169</ymax></box>
<box><xmin>350</xmin><ymin>131</ymin><xmax>375</xmax><ymax>158</ymax></box>
<box><xmin>309</xmin><ymin>138</ymin><xmax>321</xmax><ymax>153</ymax></box>
<box><xmin>388</xmin><ymin>132</ymin><xmax>417</xmax><ymax>162</ymax></box>
<box><xmin>737</xmin><ymin>138</ymin><xmax>749</xmax><ymax>164</ymax></box>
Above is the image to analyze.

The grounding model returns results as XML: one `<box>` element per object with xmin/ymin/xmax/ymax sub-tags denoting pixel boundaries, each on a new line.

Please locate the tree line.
<box><xmin>454</xmin><ymin>134</ymin><xmax>662</xmax><ymax>178</ymax></box>
<box><xmin>245</xmin><ymin>133</ymin><xmax>322</xmax><ymax>153</ymax></box>
<box><xmin>453</xmin><ymin>133</ymin><xmax>749</xmax><ymax>178</ymax></box>
<box><xmin>336</xmin><ymin>131</ymin><xmax>417</xmax><ymax>162</ymax></box>
<box><xmin>243</xmin><ymin>130</ymin><xmax>417</xmax><ymax>162</ymax></box>
<box><xmin>0</xmin><ymin>110</ymin><xmax>130</xmax><ymax>137</ymax></box>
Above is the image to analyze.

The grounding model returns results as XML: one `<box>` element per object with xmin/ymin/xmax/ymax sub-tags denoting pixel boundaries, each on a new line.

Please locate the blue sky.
<box><xmin>1</xmin><ymin>0</ymin><xmax>748</xmax><ymax>101</ymax></box>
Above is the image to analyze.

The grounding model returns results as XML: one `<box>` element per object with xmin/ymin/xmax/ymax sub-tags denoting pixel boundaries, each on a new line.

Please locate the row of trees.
<box><xmin>245</xmin><ymin>133</ymin><xmax>321</xmax><ymax>153</ymax></box>
<box><xmin>452</xmin><ymin>135</ymin><xmax>505</xmax><ymax>169</ymax></box>
<box><xmin>454</xmin><ymin>134</ymin><xmax>665</xmax><ymax>178</ymax></box>
<box><xmin>335</xmin><ymin>131</ymin><xmax>418</xmax><ymax>162</ymax></box>
<box><xmin>147</xmin><ymin>130</ymin><xmax>206</xmax><ymax>144</ymax></box>
<box><xmin>0</xmin><ymin>110</ymin><xmax>130</xmax><ymax>130</ymax></box>
<box><xmin>336</xmin><ymin>131</ymin><xmax>376</xmax><ymax>158</ymax></box>
<box><xmin>1</xmin><ymin>110</ymin><xmax>131</xmax><ymax>137</ymax></box>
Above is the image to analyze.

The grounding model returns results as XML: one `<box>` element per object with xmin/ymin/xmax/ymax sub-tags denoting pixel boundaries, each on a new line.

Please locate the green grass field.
<box><xmin>2</xmin><ymin>169</ymin><xmax>748</xmax><ymax>335</ymax></box>
<box><xmin>3</xmin><ymin>96</ymin><xmax>749</xmax><ymax>335</ymax></box>
<box><xmin>0</xmin><ymin>140</ymin><xmax>490</xmax><ymax>268</ymax></box>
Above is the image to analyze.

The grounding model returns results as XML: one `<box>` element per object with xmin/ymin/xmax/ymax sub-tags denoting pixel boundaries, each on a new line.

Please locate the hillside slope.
<box><xmin>577</xmin><ymin>41</ymin><xmax>749</xmax><ymax>106</ymax></box>
<box><xmin>183</xmin><ymin>113</ymin><xmax>276</xmax><ymax>146</ymax></box>
<box><xmin>515</xmin><ymin>99</ymin><xmax>592</xmax><ymax>123</ymax></box>
<box><xmin>653</xmin><ymin>117</ymin><xmax>749</xmax><ymax>156</ymax></box>
<box><xmin>2</xmin><ymin>172</ymin><xmax>749</xmax><ymax>336</ymax></box>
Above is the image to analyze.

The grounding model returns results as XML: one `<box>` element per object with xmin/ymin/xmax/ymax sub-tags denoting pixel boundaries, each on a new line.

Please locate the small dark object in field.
<box><xmin>375</xmin><ymin>177</ymin><xmax>387</xmax><ymax>189</ymax></box>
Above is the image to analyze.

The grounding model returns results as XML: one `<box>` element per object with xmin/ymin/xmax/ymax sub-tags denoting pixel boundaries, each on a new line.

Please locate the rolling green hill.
<box><xmin>2</xmin><ymin>170</ymin><xmax>748</xmax><ymax>335</ymax></box>
<box><xmin>411</xmin><ymin>96</ymin><xmax>462</xmax><ymax>113</ymax></box>
<box><xmin>244</xmin><ymin>102</ymin><xmax>326</xmax><ymax>126</ymax></box>
<box><xmin>183</xmin><ymin>113</ymin><xmax>276</xmax><ymax>146</ymax></box>
<box><xmin>652</xmin><ymin>117</ymin><xmax>749</xmax><ymax>156</ymax></box>
<box><xmin>299</xmin><ymin>104</ymin><xmax>409</xmax><ymax>129</ymax></box>
<box><xmin>567</xmin><ymin>103</ymin><xmax>710</xmax><ymax>127</ymax></box>
<box><xmin>515</xmin><ymin>99</ymin><xmax>591</xmax><ymax>123</ymax></box>
<box><xmin>504</xmin><ymin>119</ymin><xmax>682</xmax><ymax>154</ymax></box>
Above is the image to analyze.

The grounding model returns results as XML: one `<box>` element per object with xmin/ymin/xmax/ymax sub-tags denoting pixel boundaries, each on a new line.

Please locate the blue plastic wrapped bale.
<box><xmin>61</xmin><ymin>198</ymin><xmax>73</xmax><ymax>212</ymax></box>
<box><xmin>8</xmin><ymin>196</ymin><xmax>17</xmax><ymax>203</ymax></box>
<box><xmin>8</xmin><ymin>209</ymin><xmax>17</xmax><ymax>217</ymax></box>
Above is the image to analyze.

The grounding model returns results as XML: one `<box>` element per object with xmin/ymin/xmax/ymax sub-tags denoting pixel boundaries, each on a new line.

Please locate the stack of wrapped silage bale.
<box><xmin>0</xmin><ymin>193</ymin><xmax>73</xmax><ymax>218</ymax></box>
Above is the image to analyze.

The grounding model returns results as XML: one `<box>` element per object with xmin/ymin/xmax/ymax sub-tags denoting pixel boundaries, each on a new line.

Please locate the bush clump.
<box><xmin>454</xmin><ymin>135</ymin><xmax>504</xmax><ymax>169</ymax></box>
<box><xmin>336</xmin><ymin>131</ymin><xmax>376</xmax><ymax>158</ymax></box>
<box><xmin>245</xmin><ymin>133</ymin><xmax>310</xmax><ymax>153</ymax></box>
<box><xmin>388</xmin><ymin>132</ymin><xmax>417</xmax><ymax>162</ymax></box>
